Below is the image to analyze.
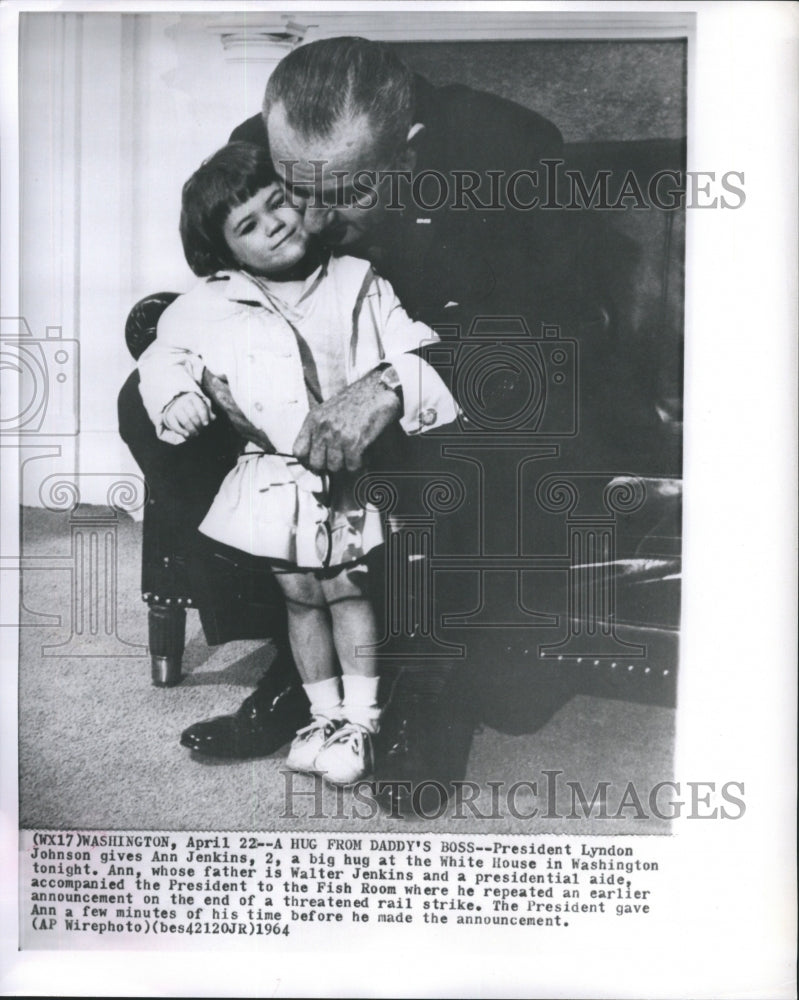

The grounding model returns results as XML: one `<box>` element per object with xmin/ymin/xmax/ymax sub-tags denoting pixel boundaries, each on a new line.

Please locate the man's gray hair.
<box><xmin>263</xmin><ymin>36</ymin><xmax>415</xmax><ymax>154</ymax></box>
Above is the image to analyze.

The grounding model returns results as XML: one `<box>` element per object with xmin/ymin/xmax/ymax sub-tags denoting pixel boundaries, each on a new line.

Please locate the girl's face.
<box><xmin>223</xmin><ymin>182</ymin><xmax>309</xmax><ymax>276</ymax></box>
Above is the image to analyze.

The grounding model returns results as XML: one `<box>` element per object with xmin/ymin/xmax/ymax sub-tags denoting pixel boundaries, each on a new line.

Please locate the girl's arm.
<box><xmin>137</xmin><ymin>293</ymin><xmax>211</xmax><ymax>445</ymax></box>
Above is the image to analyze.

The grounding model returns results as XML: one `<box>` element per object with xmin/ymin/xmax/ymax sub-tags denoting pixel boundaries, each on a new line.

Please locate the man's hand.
<box><xmin>162</xmin><ymin>391</ymin><xmax>215</xmax><ymax>439</ymax></box>
<box><xmin>293</xmin><ymin>368</ymin><xmax>402</xmax><ymax>473</ymax></box>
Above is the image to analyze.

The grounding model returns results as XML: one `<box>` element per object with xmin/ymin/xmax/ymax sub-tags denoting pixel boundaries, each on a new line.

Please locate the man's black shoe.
<box><xmin>373</xmin><ymin>666</ymin><xmax>478</xmax><ymax>819</ymax></box>
<box><xmin>180</xmin><ymin>654</ymin><xmax>308</xmax><ymax>759</ymax></box>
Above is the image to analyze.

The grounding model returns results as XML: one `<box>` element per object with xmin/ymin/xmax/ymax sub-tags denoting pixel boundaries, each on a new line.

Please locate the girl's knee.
<box><xmin>321</xmin><ymin>562</ymin><xmax>369</xmax><ymax>602</ymax></box>
<box><xmin>273</xmin><ymin>569</ymin><xmax>326</xmax><ymax>610</ymax></box>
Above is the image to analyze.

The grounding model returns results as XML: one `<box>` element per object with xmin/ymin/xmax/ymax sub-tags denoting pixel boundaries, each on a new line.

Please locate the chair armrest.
<box><xmin>125</xmin><ymin>291</ymin><xmax>180</xmax><ymax>359</ymax></box>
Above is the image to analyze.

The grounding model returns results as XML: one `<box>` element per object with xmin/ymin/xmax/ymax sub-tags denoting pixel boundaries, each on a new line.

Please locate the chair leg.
<box><xmin>148</xmin><ymin>603</ymin><xmax>186</xmax><ymax>687</ymax></box>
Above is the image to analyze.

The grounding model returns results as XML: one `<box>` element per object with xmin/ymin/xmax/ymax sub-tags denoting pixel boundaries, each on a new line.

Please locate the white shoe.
<box><xmin>286</xmin><ymin>717</ymin><xmax>341</xmax><ymax>773</ymax></box>
<box><xmin>314</xmin><ymin>722</ymin><xmax>374</xmax><ymax>785</ymax></box>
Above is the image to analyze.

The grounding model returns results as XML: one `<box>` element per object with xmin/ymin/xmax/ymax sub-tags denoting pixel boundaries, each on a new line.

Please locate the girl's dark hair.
<box><xmin>180</xmin><ymin>142</ymin><xmax>279</xmax><ymax>276</ymax></box>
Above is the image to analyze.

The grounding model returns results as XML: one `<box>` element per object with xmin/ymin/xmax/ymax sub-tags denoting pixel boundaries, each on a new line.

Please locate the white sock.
<box><xmin>302</xmin><ymin>677</ymin><xmax>343</xmax><ymax>722</ymax></box>
<box><xmin>341</xmin><ymin>674</ymin><xmax>381</xmax><ymax>733</ymax></box>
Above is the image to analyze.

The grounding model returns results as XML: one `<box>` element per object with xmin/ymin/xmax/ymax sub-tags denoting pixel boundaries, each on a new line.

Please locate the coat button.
<box><xmin>254</xmin><ymin>402</ymin><xmax>263</xmax><ymax>412</ymax></box>
<box><xmin>419</xmin><ymin>408</ymin><xmax>437</xmax><ymax>426</ymax></box>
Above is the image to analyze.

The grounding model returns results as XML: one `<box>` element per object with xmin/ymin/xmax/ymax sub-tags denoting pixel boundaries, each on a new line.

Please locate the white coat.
<box><xmin>138</xmin><ymin>254</ymin><xmax>458</xmax><ymax>567</ymax></box>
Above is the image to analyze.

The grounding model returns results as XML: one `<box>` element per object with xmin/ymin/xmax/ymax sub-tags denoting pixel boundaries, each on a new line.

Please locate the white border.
<box><xmin>2</xmin><ymin>2</ymin><xmax>797</xmax><ymax>997</ymax></box>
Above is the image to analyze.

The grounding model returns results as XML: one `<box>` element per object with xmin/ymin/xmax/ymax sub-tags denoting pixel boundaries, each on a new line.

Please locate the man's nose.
<box><xmin>304</xmin><ymin>205</ymin><xmax>334</xmax><ymax>234</ymax></box>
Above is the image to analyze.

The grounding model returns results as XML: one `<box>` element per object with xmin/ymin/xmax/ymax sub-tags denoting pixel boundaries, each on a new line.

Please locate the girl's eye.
<box><xmin>239</xmin><ymin>222</ymin><xmax>255</xmax><ymax>235</ymax></box>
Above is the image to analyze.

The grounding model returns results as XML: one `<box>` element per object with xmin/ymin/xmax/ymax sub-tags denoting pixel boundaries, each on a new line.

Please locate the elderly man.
<box><xmin>174</xmin><ymin>37</ymin><xmax>575</xmax><ymax>797</ymax></box>
<box><xmin>226</xmin><ymin>36</ymin><xmax>566</xmax><ymax>473</ymax></box>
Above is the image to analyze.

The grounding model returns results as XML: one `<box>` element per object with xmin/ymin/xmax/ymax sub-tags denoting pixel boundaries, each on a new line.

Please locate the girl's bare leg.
<box><xmin>317</xmin><ymin>565</ymin><xmax>381</xmax><ymax>774</ymax></box>
<box><xmin>320</xmin><ymin>565</ymin><xmax>379</xmax><ymax>678</ymax></box>
<box><xmin>272</xmin><ymin>568</ymin><xmax>344</xmax><ymax>772</ymax></box>
<box><xmin>272</xmin><ymin>568</ymin><xmax>336</xmax><ymax>684</ymax></box>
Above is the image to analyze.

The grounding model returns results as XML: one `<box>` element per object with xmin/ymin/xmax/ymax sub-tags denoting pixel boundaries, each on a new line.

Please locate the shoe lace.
<box><xmin>295</xmin><ymin>716</ymin><xmax>338</xmax><ymax>741</ymax></box>
<box><xmin>328</xmin><ymin>723</ymin><xmax>374</xmax><ymax>764</ymax></box>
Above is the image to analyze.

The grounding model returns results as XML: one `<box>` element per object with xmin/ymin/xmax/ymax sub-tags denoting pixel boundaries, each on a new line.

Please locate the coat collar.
<box><xmin>207</xmin><ymin>254</ymin><xmax>331</xmax><ymax>310</ymax></box>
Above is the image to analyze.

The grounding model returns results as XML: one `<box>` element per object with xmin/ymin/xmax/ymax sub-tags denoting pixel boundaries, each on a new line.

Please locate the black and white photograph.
<box><xmin>1</xmin><ymin>2</ymin><xmax>795</xmax><ymax>997</ymax></box>
<box><xmin>11</xmin><ymin>7</ymin><xmax>688</xmax><ymax>832</ymax></box>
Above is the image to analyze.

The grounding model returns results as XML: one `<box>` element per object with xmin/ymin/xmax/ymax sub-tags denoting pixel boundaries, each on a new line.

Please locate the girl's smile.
<box><xmin>223</xmin><ymin>182</ymin><xmax>310</xmax><ymax>276</ymax></box>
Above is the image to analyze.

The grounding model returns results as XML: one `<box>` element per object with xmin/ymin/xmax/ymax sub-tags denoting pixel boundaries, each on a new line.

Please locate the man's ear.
<box><xmin>396</xmin><ymin>122</ymin><xmax>425</xmax><ymax>170</ymax></box>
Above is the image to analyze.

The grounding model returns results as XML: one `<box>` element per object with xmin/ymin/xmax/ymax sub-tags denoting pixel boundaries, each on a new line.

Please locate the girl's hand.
<box><xmin>162</xmin><ymin>391</ymin><xmax>215</xmax><ymax>439</ymax></box>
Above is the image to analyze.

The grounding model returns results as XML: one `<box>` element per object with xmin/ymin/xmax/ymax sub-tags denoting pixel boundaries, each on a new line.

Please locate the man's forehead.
<box><xmin>267</xmin><ymin>104</ymin><xmax>382</xmax><ymax>184</ymax></box>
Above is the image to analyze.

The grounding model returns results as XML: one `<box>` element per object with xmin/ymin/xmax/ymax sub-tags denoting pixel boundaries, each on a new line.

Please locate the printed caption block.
<box><xmin>20</xmin><ymin>831</ymin><xmax>668</xmax><ymax>949</ymax></box>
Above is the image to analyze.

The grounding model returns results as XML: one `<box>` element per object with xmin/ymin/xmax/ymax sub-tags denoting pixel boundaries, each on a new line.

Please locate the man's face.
<box><xmin>267</xmin><ymin>104</ymin><xmax>404</xmax><ymax>255</ymax></box>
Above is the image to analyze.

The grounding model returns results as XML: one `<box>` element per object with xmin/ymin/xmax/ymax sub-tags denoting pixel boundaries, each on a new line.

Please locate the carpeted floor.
<box><xmin>18</xmin><ymin>506</ymin><xmax>675</xmax><ymax>834</ymax></box>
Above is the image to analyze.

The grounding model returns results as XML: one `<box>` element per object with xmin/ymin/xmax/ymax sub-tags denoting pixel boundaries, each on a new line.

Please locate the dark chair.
<box><xmin>119</xmin><ymin>137</ymin><xmax>684</xmax><ymax>710</ymax></box>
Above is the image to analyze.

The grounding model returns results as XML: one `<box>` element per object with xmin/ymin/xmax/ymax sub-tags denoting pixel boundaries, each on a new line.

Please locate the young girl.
<box><xmin>138</xmin><ymin>142</ymin><xmax>458</xmax><ymax>785</ymax></box>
